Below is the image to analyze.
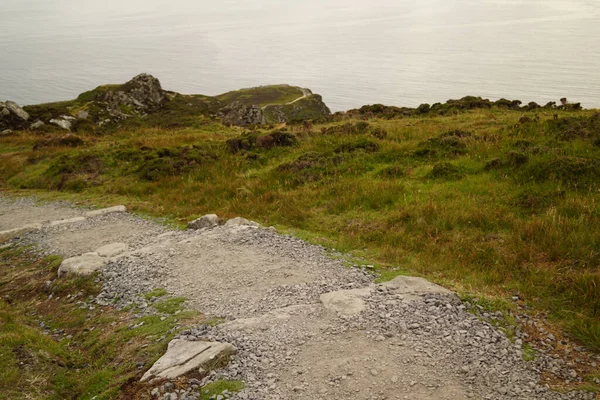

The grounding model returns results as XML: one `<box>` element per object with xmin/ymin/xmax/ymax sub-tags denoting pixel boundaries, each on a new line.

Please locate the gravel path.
<box><xmin>1</xmin><ymin>196</ymin><xmax>596</xmax><ymax>400</ymax></box>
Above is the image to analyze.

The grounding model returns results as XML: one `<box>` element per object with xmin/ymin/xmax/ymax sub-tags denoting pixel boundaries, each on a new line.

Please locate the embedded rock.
<box><xmin>188</xmin><ymin>214</ymin><xmax>220</xmax><ymax>230</ymax></box>
<box><xmin>96</xmin><ymin>242</ymin><xmax>129</xmax><ymax>258</ymax></box>
<box><xmin>85</xmin><ymin>205</ymin><xmax>127</xmax><ymax>217</ymax></box>
<box><xmin>0</xmin><ymin>223</ymin><xmax>42</xmax><ymax>242</ymax></box>
<box><xmin>48</xmin><ymin>217</ymin><xmax>86</xmax><ymax>227</ymax></box>
<box><xmin>320</xmin><ymin>287</ymin><xmax>373</xmax><ymax>316</ymax></box>
<box><xmin>58</xmin><ymin>252</ymin><xmax>106</xmax><ymax>277</ymax></box>
<box><xmin>220</xmin><ymin>101</ymin><xmax>264</xmax><ymax>126</ymax></box>
<box><xmin>30</xmin><ymin>120</ymin><xmax>45</xmax><ymax>129</ymax></box>
<box><xmin>0</xmin><ymin>101</ymin><xmax>29</xmax><ymax>130</ymax></box>
<box><xmin>380</xmin><ymin>275</ymin><xmax>453</xmax><ymax>296</ymax></box>
<box><xmin>224</xmin><ymin>217</ymin><xmax>261</xmax><ymax>228</ymax></box>
<box><xmin>141</xmin><ymin>339</ymin><xmax>237</xmax><ymax>381</ymax></box>
<box><xmin>49</xmin><ymin>117</ymin><xmax>74</xmax><ymax>131</ymax></box>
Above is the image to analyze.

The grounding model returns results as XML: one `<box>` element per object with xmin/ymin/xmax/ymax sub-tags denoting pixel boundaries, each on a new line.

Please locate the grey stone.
<box><xmin>320</xmin><ymin>287</ymin><xmax>372</xmax><ymax>316</ymax></box>
<box><xmin>58</xmin><ymin>252</ymin><xmax>106</xmax><ymax>277</ymax></box>
<box><xmin>96</xmin><ymin>242</ymin><xmax>129</xmax><ymax>257</ymax></box>
<box><xmin>188</xmin><ymin>214</ymin><xmax>220</xmax><ymax>230</ymax></box>
<box><xmin>86</xmin><ymin>205</ymin><xmax>127</xmax><ymax>217</ymax></box>
<box><xmin>49</xmin><ymin>118</ymin><xmax>72</xmax><ymax>131</ymax></box>
<box><xmin>0</xmin><ymin>100</ymin><xmax>29</xmax><ymax>130</ymax></box>
<box><xmin>0</xmin><ymin>223</ymin><xmax>42</xmax><ymax>241</ymax></box>
<box><xmin>77</xmin><ymin>110</ymin><xmax>89</xmax><ymax>120</ymax></box>
<box><xmin>3</xmin><ymin>101</ymin><xmax>29</xmax><ymax>120</ymax></box>
<box><xmin>224</xmin><ymin>217</ymin><xmax>261</xmax><ymax>228</ymax></box>
<box><xmin>48</xmin><ymin>216</ymin><xmax>86</xmax><ymax>227</ymax></box>
<box><xmin>141</xmin><ymin>339</ymin><xmax>237</xmax><ymax>381</ymax></box>
<box><xmin>379</xmin><ymin>275</ymin><xmax>453</xmax><ymax>296</ymax></box>
<box><xmin>30</xmin><ymin>120</ymin><xmax>45</xmax><ymax>129</ymax></box>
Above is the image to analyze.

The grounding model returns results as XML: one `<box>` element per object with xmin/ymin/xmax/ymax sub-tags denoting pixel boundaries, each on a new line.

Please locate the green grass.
<box><xmin>216</xmin><ymin>85</ymin><xmax>304</xmax><ymax>107</ymax></box>
<box><xmin>145</xmin><ymin>287</ymin><xmax>168</xmax><ymax>300</ymax></box>
<box><xmin>199</xmin><ymin>380</ymin><xmax>244</xmax><ymax>400</ymax></box>
<box><xmin>0</xmin><ymin>246</ymin><xmax>201</xmax><ymax>399</ymax></box>
<box><xmin>1</xmin><ymin>106</ymin><xmax>600</xmax><ymax>355</ymax></box>
<box><xmin>522</xmin><ymin>343</ymin><xmax>538</xmax><ymax>361</ymax></box>
<box><xmin>154</xmin><ymin>297</ymin><xmax>187</xmax><ymax>315</ymax></box>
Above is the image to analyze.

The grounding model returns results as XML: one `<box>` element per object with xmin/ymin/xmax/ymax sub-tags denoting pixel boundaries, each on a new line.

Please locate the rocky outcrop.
<box><xmin>220</xmin><ymin>101</ymin><xmax>264</xmax><ymax>126</ymax></box>
<box><xmin>0</xmin><ymin>101</ymin><xmax>29</xmax><ymax>130</ymax></box>
<box><xmin>99</xmin><ymin>73</ymin><xmax>166</xmax><ymax>117</ymax></box>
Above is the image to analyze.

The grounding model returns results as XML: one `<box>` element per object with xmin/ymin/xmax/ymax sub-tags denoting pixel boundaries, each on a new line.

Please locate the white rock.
<box><xmin>141</xmin><ymin>339</ymin><xmax>237</xmax><ymax>381</ymax></box>
<box><xmin>224</xmin><ymin>217</ymin><xmax>261</xmax><ymax>228</ymax></box>
<box><xmin>379</xmin><ymin>275</ymin><xmax>452</xmax><ymax>295</ymax></box>
<box><xmin>0</xmin><ymin>223</ymin><xmax>42</xmax><ymax>241</ymax></box>
<box><xmin>49</xmin><ymin>118</ymin><xmax>72</xmax><ymax>131</ymax></box>
<box><xmin>320</xmin><ymin>287</ymin><xmax>373</xmax><ymax>316</ymax></box>
<box><xmin>3</xmin><ymin>101</ymin><xmax>29</xmax><ymax>121</ymax></box>
<box><xmin>96</xmin><ymin>242</ymin><xmax>129</xmax><ymax>257</ymax></box>
<box><xmin>58</xmin><ymin>252</ymin><xmax>106</xmax><ymax>277</ymax></box>
<box><xmin>85</xmin><ymin>205</ymin><xmax>127</xmax><ymax>217</ymax></box>
<box><xmin>188</xmin><ymin>214</ymin><xmax>220</xmax><ymax>230</ymax></box>
<box><xmin>48</xmin><ymin>216</ymin><xmax>86</xmax><ymax>227</ymax></box>
<box><xmin>30</xmin><ymin>120</ymin><xmax>45</xmax><ymax>129</ymax></box>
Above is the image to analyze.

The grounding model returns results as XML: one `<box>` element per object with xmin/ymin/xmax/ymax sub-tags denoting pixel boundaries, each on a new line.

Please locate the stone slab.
<box><xmin>58</xmin><ymin>252</ymin><xmax>106</xmax><ymax>277</ymax></box>
<box><xmin>380</xmin><ymin>275</ymin><xmax>452</xmax><ymax>295</ymax></box>
<box><xmin>96</xmin><ymin>242</ymin><xmax>129</xmax><ymax>257</ymax></box>
<box><xmin>48</xmin><ymin>216</ymin><xmax>86</xmax><ymax>227</ymax></box>
<box><xmin>85</xmin><ymin>205</ymin><xmax>127</xmax><ymax>217</ymax></box>
<box><xmin>320</xmin><ymin>287</ymin><xmax>373</xmax><ymax>316</ymax></box>
<box><xmin>141</xmin><ymin>339</ymin><xmax>237</xmax><ymax>381</ymax></box>
<box><xmin>224</xmin><ymin>217</ymin><xmax>261</xmax><ymax>228</ymax></box>
<box><xmin>0</xmin><ymin>223</ymin><xmax>42</xmax><ymax>242</ymax></box>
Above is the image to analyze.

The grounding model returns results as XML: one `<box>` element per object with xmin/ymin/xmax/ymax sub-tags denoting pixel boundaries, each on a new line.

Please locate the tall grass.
<box><xmin>1</xmin><ymin>108</ymin><xmax>599</xmax><ymax>350</ymax></box>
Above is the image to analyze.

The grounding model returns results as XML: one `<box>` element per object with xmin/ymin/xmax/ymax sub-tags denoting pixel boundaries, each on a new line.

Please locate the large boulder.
<box><xmin>0</xmin><ymin>101</ymin><xmax>30</xmax><ymax>130</ymax></box>
<box><xmin>220</xmin><ymin>101</ymin><xmax>264</xmax><ymax>126</ymax></box>
<box><xmin>141</xmin><ymin>339</ymin><xmax>237</xmax><ymax>381</ymax></box>
<box><xmin>99</xmin><ymin>73</ymin><xmax>166</xmax><ymax>116</ymax></box>
<box><xmin>188</xmin><ymin>214</ymin><xmax>221</xmax><ymax>230</ymax></box>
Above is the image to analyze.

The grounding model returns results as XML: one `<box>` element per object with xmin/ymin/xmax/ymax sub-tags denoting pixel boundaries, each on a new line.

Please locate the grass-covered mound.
<box><xmin>216</xmin><ymin>85</ymin><xmax>305</xmax><ymax>108</ymax></box>
<box><xmin>1</xmin><ymin>104</ymin><xmax>600</xmax><ymax>359</ymax></box>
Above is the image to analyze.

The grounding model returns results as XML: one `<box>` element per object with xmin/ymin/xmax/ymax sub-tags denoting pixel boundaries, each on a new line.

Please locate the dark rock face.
<box><xmin>0</xmin><ymin>101</ymin><xmax>30</xmax><ymax>130</ymax></box>
<box><xmin>220</xmin><ymin>101</ymin><xmax>264</xmax><ymax>126</ymax></box>
<box><xmin>99</xmin><ymin>73</ymin><xmax>166</xmax><ymax>116</ymax></box>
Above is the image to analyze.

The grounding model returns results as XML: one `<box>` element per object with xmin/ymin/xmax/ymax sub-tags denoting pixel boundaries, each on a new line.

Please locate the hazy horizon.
<box><xmin>1</xmin><ymin>0</ymin><xmax>600</xmax><ymax>111</ymax></box>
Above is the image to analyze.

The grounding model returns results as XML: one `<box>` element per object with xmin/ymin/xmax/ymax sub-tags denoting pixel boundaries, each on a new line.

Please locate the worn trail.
<box><xmin>0</xmin><ymin>197</ymin><xmax>595</xmax><ymax>400</ymax></box>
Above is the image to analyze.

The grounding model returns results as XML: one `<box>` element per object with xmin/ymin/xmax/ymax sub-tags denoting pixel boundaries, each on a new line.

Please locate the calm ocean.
<box><xmin>1</xmin><ymin>0</ymin><xmax>599</xmax><ymax>111</ymax></box>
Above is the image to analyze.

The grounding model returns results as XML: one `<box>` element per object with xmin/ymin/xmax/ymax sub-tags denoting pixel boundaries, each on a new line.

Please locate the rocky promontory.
<box><xmin>1</xmin><ymin>74</ymin><xmax>332</xmax><ymax>133</ymax></box>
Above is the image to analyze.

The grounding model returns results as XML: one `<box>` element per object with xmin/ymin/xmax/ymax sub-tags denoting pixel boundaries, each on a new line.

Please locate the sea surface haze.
<box><xmin>1</xmin><ymin>0</ymin><xmax>599</xmax><ymax>111</ymax></box>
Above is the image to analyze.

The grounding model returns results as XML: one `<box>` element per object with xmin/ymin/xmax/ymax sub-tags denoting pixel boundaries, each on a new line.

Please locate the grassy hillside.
<box><xmin>216</xmin><ymin>85</ymin><xmax>305</xmax><ymax>107</ymax></box>
<box><xmin>1</xmin><ymin>105</ymin><xmax>599</xmax><ymax>355</ymax></box>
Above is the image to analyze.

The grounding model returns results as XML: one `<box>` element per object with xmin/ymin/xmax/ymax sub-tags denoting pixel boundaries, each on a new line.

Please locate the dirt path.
<box><xmin>1</xmin><ymin>196</ymin><xmax>594</xmax><ymax>400</ymax></box>
<box><xmin>261</xmin><ymin>88</ymin><xmax>312</xmax><ymax>110</ymax></box>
